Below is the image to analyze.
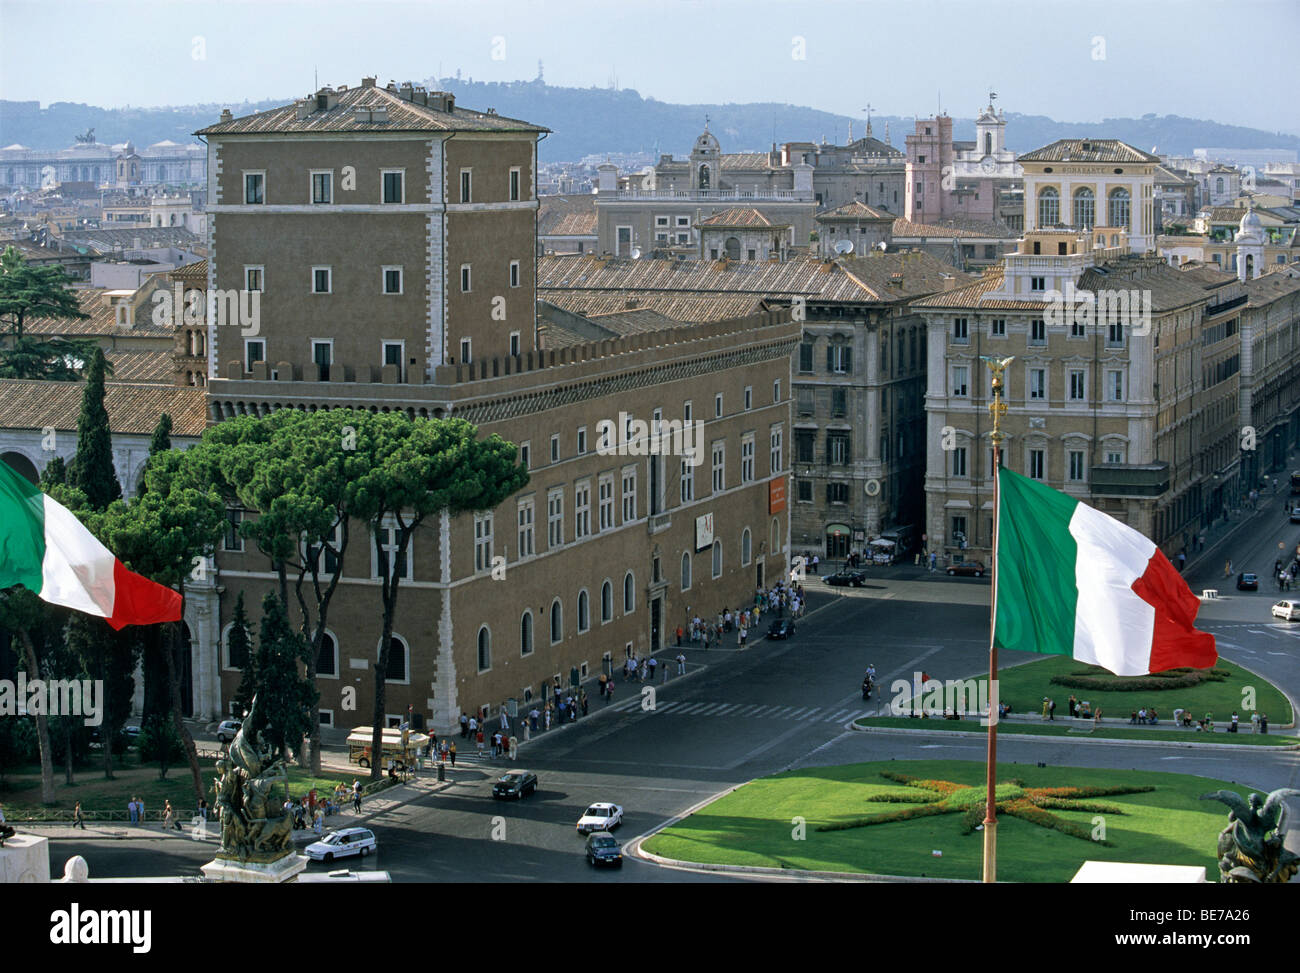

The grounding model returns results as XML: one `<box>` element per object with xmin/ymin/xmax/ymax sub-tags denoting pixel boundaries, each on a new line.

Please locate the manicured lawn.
<box><xmin>896</xmin><ymin>656</ymin><xmax>1292</xmax><ymax>725</ymax></box>
<box><xmin>642</xmin><ymin>760</ymin><xmax>1248</xmax><ymax>882</ymax></box>
<box><xmin>0</xmin><ymin>754</ymin><xmax>352</xmax><ymax>817</ymax></box>
<box><xmin>853</xmin><ymin>716</ymin><xmax>1299</xmax><ymax>746</ymax></box>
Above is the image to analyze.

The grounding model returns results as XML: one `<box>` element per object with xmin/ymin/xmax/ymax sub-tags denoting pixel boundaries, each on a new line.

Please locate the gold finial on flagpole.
<box><xmin>982</xmin><ymin>355</ymin><xmax>1013</xmax><ymax>448</ymax></box>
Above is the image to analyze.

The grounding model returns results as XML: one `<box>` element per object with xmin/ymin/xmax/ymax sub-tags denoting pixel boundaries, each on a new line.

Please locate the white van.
<box><xmin>1271</xmin><ymin>600</ymin><xmax>1300</xmax><ymax>621</ymax></box>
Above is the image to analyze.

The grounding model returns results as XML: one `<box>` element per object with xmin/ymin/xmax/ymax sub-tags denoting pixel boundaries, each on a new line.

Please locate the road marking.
<box><xmin>802</xmin><ymin>708</ymin><xmax>823</xmax><ymax>719</ymax></box>
<box><xmin>714</xmin><ymin>703</ymin><xmax>742</xmax><ymax>715</ymax></box>
<box><xmin>788</xmin><ymin>707</ymin><xmax>813</xmax><ymax>719</ymax></box>
<box><xmin>827</xmin><ymin>709</ymin><xmax>850</xmax><ymax>722</ymax></box>
<box><xmin>1267</xmin><ymin>651</ymin><xmax>1289</xmax><ymax>656</ymax></box>
<box><xmin>695</xmin><ymin>703</ymin><xmax>727</xmax><ymax>715</ymax></box>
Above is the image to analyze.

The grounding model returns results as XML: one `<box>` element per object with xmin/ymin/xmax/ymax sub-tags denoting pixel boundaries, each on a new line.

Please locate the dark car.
<box><xmin>585</xmin><ymin>831</ymin><xmax>623</xmax><ymax>867</ymax></box>
<box><xmin>946</xmin><ymin>561</ymin><xmax>987</xmax><ymax>578</ymax></box>
<box><xmin>767</xmin><ymin>618</ymin><xmax>796</xmax><ymax>640</ymax></box>
<box><xmin>1237</xmin><ymin>572</ymin><xmax>1259</xmax><ymax>591</ymax></box>
<box><xmin>825</xmin><ymin>569</ymin><xmax>867</xmax><ymax>587</ymax></box>
<box><xmin>492</xmin><ymin>771</ymin><xmax>538</xmax><ymax>799</ymax></box>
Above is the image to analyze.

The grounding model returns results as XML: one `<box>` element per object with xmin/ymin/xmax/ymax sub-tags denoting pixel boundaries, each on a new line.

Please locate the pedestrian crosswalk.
<box><xmin>605</xmin><ymin>697</ymin><xmax>870</xmax><ymax>724</ymax></box>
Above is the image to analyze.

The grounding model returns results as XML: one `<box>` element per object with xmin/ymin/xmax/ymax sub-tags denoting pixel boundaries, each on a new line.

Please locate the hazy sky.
<box><xmin>2</xmin><ymin>0</ymin><xmax>1297</xmax><ymax>134</ymax></box>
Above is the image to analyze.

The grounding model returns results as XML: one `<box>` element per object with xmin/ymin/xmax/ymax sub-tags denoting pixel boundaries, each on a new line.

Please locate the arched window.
<box><xmin>1037</xmin><ymin>187</ymin><xmax>1059</xmax><ymax>227</ymax></box>
<box><xmin>681</xmin><ymin>552</ymin><xmax>691</xmax><ymax>591</ymax></box>
<box><xmin>1072</xmin><ymin>187</ymin><xmax>1094</xmax><ymax>229</ymax></box>
<box><xmin>385</xmin><ymin>636</ymin><xmax>408</xmax><ymax>683</ymax></box>
<box><xmin>1215</xmin><ymin>177</ymin><xmax>1225</xmax><ymax>193</ymax></box>
<box><xmin>741</xmin><ymin>528</ymin><xmax>752</xmax><ymax>566</ymax></box>
<box><xmin>316</xmin><ymin>631</ymin><xmax>338</xmax><ymax>677</ymax></box>
<box><xmin>771</xmin><ymin>516</ymin><xmax>782</xmax><ymax>555</ymax></box>
<box><xmin>477</xmin><ymin>626</ymin><xmax>491</xmax><ymax>671</ymax></box>
<box><xmin>698</xmin><ymin>164</ymin><xmax>710</xmax><ymax>189</ymax></box>
<box><xmin>223</xmin><ymin>623</ymin><xmax>248</xmax><ymax>670</ymax></box>
<box><xmin>623</xmin><ymin>572</ymin><xmax>635</xmax><ymax>613</ymax></box>
<box><xmin>601</xmin><ymin>581</ymin><xmax>613</xmax><ymax>622</ymax></box>
<box><xmin>984</xmin><ymin>132</ymin><xmax>992</xmax><ymax>156</ymax></box>
<box><xmin>577</xmin><ymin>589</ymin><xmax>590</xmax><ymax>633</ymax></box>
<box><xmin>550</xmin><ymin>600</ymin><xmax>563</xmax><ymax>643</ymax></box>
<box><xmin>520</xmin><ymin>611</ymin><xmax>533</xmax><ymax>656</ymax></box>
<box><xmin>724</xmin><ymin>236</ymin><xmax>741</xmax><ymax>260</ymax></box>
<box><xmin>1108</xmin><ymin>188</ymin><xmax>1130</xmax><ymax>230</ymax></box>
<box><xmin>712</xmin><ymin>539</ymin><xmax>722</xmax><ymax>578</ymax></box>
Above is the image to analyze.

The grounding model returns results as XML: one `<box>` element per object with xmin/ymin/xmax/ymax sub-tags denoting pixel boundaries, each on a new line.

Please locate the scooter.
<box><xmin>861</xmin><ymin>678</ymin><xmax>873</xmax><ymax>701</ymax></box>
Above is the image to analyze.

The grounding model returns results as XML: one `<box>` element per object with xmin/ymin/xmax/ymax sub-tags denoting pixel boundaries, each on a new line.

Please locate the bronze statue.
<box><xmin>0</xmin><ymin>823</ymin><xmax>14</xmax><ymax>847</ymax></box>
<box><xmin>212</xmin><ymin>696</ymin><xmax>295</xmax><ymax>864</ymax></box>
<box><xmin>1200</xmin><ymin>788</ymin><xmax>1300</xmax><ymax>883</ymax></box>
<box><xmin>74</xmin><ymin>128</ymin><xmax>95</xmax><ymax>144</ymax></box>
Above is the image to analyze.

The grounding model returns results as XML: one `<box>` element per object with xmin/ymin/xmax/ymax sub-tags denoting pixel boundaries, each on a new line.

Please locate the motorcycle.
<box><xmin>861</xmin><ymin>678</ymin><xmax>873</xmax><ymax>701</ymax></box>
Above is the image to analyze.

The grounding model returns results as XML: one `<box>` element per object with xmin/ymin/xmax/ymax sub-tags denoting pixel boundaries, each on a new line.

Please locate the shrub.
<box><xmin>1049</xmin><ymin>666</ymin><xmax>1230</xmax><ymax>693</ymax></box>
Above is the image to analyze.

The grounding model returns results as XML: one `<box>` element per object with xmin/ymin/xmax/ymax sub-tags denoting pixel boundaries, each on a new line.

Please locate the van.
<box><xmin>1271</xmin><ymin>600</ymin><xmax>1300</xmax><ymax>621</ymax></box>
<box><xmin>346</xmin><ymin>726</ymin><xmax>429</xmax><ymax>770</ymax></box>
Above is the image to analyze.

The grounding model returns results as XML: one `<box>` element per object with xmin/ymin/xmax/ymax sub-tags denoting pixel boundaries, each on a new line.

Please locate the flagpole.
<box><xmin>981</xmin><ymin>356</ymin><xmax>1011</xmax><ymax>884</ymax></box>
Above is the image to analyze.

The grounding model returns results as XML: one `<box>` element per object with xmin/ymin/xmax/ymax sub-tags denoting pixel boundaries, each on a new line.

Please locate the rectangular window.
<box><xmin>223</xmin><ymin>509</ymin><xmax>243</xmax><ymax>551</ymax></box>
<box><xmin>383</xmin><ymin>266</ymin><xmax>403</xmax><ymax>294</ymax></box>
<box><xmin>744</xmin><ymin>386</ymin><xmax>753</xmax><ymax>411</ymax></box>
<box><xmin>519</xmin><ymin>441</ymin><xmax>530</xmax><ymax>469</ymax></box>
<box><xmin>244</xmin><ymin>266</ymin><xmax>264</xmax><ymax>292</ymax></box>
<box><xmin>312</xmin><ymin>340</ymin><xmax>333</xmax><ymax>381</ymax></box>
<box><xmin>509</xmin><ymin>260</ymin><xmax>520</xmax><ymax>288</ymax></box>
<box><xmin>797</xmin><ymin>480</ymin><xmax>812</xmax><ymax>502</ymax></box>
<box><xmin>381</xmin><ymin>170</ymin><xmax>405</xmax><ymax>204</ymax></box>
<box><xmin>1029</xmin><ymin>449</ymin><xmax>1045</xmax><ymax>480</ymax></box>
<box><xmin>374</xmin><ymin>521</ymin><xmax>410</xmax><ymax>579</ymax></box>
<box><xmin>828</xmin><ymin>482</ymin><xmax>849</xmax><ymax>504</ymax></box>
<box><xmin>683</xmin><ymin>400</ymin><xmax>692</xmax><ymax>423</ymax></box>
<box><xmin>830</xmin><ymin>344</ymin><xmax>852</xmax><ymax>373</ymax></box>
<box><xmin>598</xmin><ymin>474</ymin><xmax>615</xmax><ymax>530</ymax></box>
<box><xmin>474</xmin><ymin>514</ymin><xmax>494</xmax><ymax>573</ymax></box>
<box><xmin>460</xmin><ymin>169</ymin><xmax>472</xmax><ymax>203</ymax></box>
<box><xmin>795</xmin><ymin>430</ymin><xmax>815</xmax><ymax>464</ymax></box>
<box><xmin>773</xmin><ymin>379</ymin><xmax>781</xmax><ymax>403</ymax></box>
<box><xmin>382</xmin><ymin>340</ymin><xmax>404</xmax><ymax>381</ymax></box>
<box><xmin>547</xmin><ymin>489</ymin><xmax>564</xmax><ymax>548</ymax></box>
<box><xmin>574</xmin><ymin>481</ymin><xmax>591</xmax><ymax>539</ymax></box>
<box><xmin>243</xmin><ymin>172</ymin><xmax>264</xmax><ymax>205</ymax></box>
<box><xmin>831</xmin><ymin>387</ymin><xmax>847</xmax><ymax>417</ymax></box>
<box><xmin>1107</xmin><ymin>321</ymin><xmax>1124</xmax><ymax>347</ymax></box>
<box><xmin>953</xmin><ymin>317</ymin><xmax>969</xmax><ymax>344</ymax></box>
<box><xmin>991</xmin><ymin>318</ymin><xmax>1006</xmax><ymax>337</ymax></box>
<box><xmin>1109</xmin><ymin>370</ymin><xmax>1124</xmax><ymax>401</ymax></box>
<box><xmin>550</xmin><ymin>434</ymin><xmax>560</xmax><ymax>464</ymax></box>
<box><xmin>244</xmin><ymin>338</ymin><xmax>264</xmax><ymax>373</ymax></box>
<box><xmin>1070</xmin><ymin>319</ymin><xmax>1086</xmax><ymax>338</ymax></box>
<box><xmin>1106</xmin><ymin>450</ymin><xmax>1123</xmax><ymax>465</ymax></box>
<box><xmin>312</xmin><ymin>266</ymin><xmax>331</xmax><ymax>294</ymax></box>
<box><xmin>576</xmin><ymin>426</ymin><xmax>587</xmax><ymax>455</ymax></box>
<box><xmin>798</xmin><ymin>342</ymin><xmax>814</xmax><ymax>372</ymax></box>
<box><xmin>796</xmin><ymin>388</ymin><xmax>815</xmax><ymax>416</ymax></box>
<box><xmin>655</xmin><ymin>215</ymin><xmax>669</xmax><ymax>227</ymax></box>
<box><xmin>829</xmin><ymin>432</ymin><xmax>850</xmax><ymax>465</ymax></box>
<box><xmin>517</xmin><ymin>500</ymin><xmax>535</xmax><ymax>557</ymax></box>
<box><xmin>1069</xmin><ymin>369</ymin><xmax>1085</xmax><ymax>400</ymax></box>
<box><xmin>770</xmin><ymin>425</ymin><xmax>783</xmax><ymax>473</ymax></box>
<box><xmin>741</xmin><ymin>435</ymin><xmax>755</xmax><ymax>483</ymax></box>
<box><xmin>1030</xmin><ymin>318</ymin><xmax>1046</xmax><ymax>344</ymax></box>
<box><xmin>509</xmin><ymin>167</ymin><xmax>521</xmax><ymax>202</ymax></box>
<box><xmin>510</xmin><ymin>332</ymin><xmax>520</xmax><ymax>357</ymax></box>
<box><xmin>715</xmin><ymin>393</ymin><xmax>723</xmax><ymax>418</ymax></box>
<box><xmin>680</xmin><ymin>460</ymin><xmax>694</xmax><ymax>503</ymax></box>
<box><xmin>951</xmin><ymin>366</ymin><xmax>969</xmax><ymax>397</ymax></box>
<box><xmin>460</xmin><ymin>338</ymin><xmax>472</xmax><ymax>364</ymax></box>
<box><xmin>1029</xmin><ymin>368</ymin><xmax>1046</xmax><ymax>400</ymax></box>
<box><xmin>1031</xmin><ymin>276</ymin><xmax>1045</xmax><ymax>291</ymax></box>
<box><xmin>711</xmin><ymin>442</ymin><xmax>725</xmax><ymax>492</ymax></box>
<box><xmin>952</xmin><ymin>447</ymin><xmax>967</xmax><ymax>477</ymax></box>
<box><xmin>1068</xmin><ymin>450</ymin><xmax>1086</xmax><ymax>482</ymax></box>
<box><xmin>460</xmin><ymin>264</ymin><xmax>471</xmax><ymax>292</ymax></box>
<box><xmin>621</xmin><ymin>468</ymin><xmax>637</xmax><ymax>522</ymax></box>
<box><xmin>311</xmin><ymin>171</ymin><xmax>332</xmax><ymax>204</ymax></box>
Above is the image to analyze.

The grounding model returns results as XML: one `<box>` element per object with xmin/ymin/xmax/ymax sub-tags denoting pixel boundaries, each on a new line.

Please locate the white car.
<box><xmin>1291</xmin><ymin>507</ymin><xmax>1300</xmax><ymax>524</ymax></box>
<box><xmin>1272</xmin><ymin>600</ymin><xmax>1300</xmax><ymax>621</ymax></box>
<box><xmin>577</xmin><ymin>802</ymin><xmax>624</xmax><ymax>834</ymax></box>
<box><xmin>216</xmin><ymin>720</ymin><xmax>242</xmax><ymax>744</ymax></box>
<box><xmin>304</xmin><ymin>827</ymin><xmax>377</xmax><ymax>863</ymax></box>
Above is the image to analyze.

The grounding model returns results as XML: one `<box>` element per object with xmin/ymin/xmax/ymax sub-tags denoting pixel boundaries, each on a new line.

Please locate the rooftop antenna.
<box><xmin>314</xmin><ymin>66</ymin><xmax>318</xmax><ymax>91</ymax></box>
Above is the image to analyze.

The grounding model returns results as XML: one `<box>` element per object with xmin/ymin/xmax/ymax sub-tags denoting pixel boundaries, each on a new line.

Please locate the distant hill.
<box><xmin>3</xmin><ymin>78</ymin><xmax>1297</xmax><ymax>162</ymax></box>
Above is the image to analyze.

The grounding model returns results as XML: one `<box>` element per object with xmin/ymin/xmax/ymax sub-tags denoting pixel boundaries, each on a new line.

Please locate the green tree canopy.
<box><xmin>249</xmin><ymin>593</ymin><xmax>318</xmax><ymax>759</ymax></box>
<box><xmin>67</xmin><ymin>347</ymin><xmax>122</xmax><ymax>510</ymax></box>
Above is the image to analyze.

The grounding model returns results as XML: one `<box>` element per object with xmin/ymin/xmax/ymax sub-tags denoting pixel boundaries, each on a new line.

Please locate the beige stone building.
<box><xmin>190</xmin><ymin>80</ymin><xmax>797</xmax><ymax>732</ymax></box>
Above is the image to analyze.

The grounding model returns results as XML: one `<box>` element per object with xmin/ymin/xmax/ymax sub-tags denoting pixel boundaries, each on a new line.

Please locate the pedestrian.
<box><xmin>811</xmin><ymin>554</ymin><xmax>819</xmax><ymax>575</ymax></box>
<box><xmin>509</xmin><ymin>735</ymin><xmax>518</xmax><ymax>760</ymax></box>
<box><xmin>529</xmin><ymin>707</ymin><xmax>540</xmax><ymax>731</ymax></box>
<box><xmin>460</xmin><ymin>713</ymin><xmax>469</xmax><ymax>738</ymax></box>
<box><xmin>1224</xmin><ymin>559</ymin><xmax>1232</xmax><ymax>578</ymax></box>
<box><xmin>606</xmin><ymin>681</ymin><xmax>614</xmax><ymax>705</ymax></box>
<box><xmin>739</xmin><ymin>625</ymin><xmax>747</xmax><ymax>646</ymax></box>
<box><xmin>476</xmin><ymin>729</ymin><xmax>485</xmax><ymax>755</ymax></box>
<box><xmin>1041</xmin><ymin>698</ymin><xmax>1049</xmax><ymax>720</ymax></box>
<box><xmin>1177</xmin><ymin>551</ymin><xmax>1186</xmax><ymax>572</ymax></box>
<box><xmin>1048</xmin><ymin>698</ymin><xmax>1056</xmax><ymax>721</ymax></box>
<box><xmin>449</xmin><ymin>741</ymin><xmax>457</xmax><ymax>766</ymax></box>
<box><xmin>353</xmin><ymin>788</ymin><xmax>362</xmax><ymax>814</ymax></box>
<box><xmin>163</xmin><ymin>800</ymin><xmax>175</xmax><ymax>832</ymax></box>
<box><xmin>73</xmin><ymin>801</ymin><xmax>85</xmax><ymax>830</ymax></box>
<box><xmin>676</xmin><ymin>625</ymin><xmax>683</xmax><ymax>647</ymax></box>
<box><xmin>468</xmin><ymin>715</ymin><xmax>478</xmax><ymax>738</ymax></box>
<box><xmin>929</xmin><ymin>551</ymin><xmax>937</xmax><ymax>573</ymax></box>
<box><xmin>127</xmin><ymin>797</ymin><xmax>137</xmax><ymax>824</ymax></box>
<box><xmin>198</xmin><ymin>797</ymin><xmax>208</xmax><ymax>822</ymax></box>
<box><xmin>313</xmin><ymin>807</ymin><xmax>324</xmax><ymax>835</ymax></box>
<box><xmin>581</xmin><ymin>692</ymin><xmax>589</xmax><ymax>716</ymax></box>
<box><xmin>1251</xmin><ymin>711</ymin><xmax>1260</xmax><ymax>733</ymax></box>
<box><xmin>648</xmin><ymin>656</ymin><xmax>657</xmax><ymax>680</ymax></box>
<box><xmin>1260</xmin><ymin>713</ymin><xmax>1268</xmax><ymax>734</ymax></box>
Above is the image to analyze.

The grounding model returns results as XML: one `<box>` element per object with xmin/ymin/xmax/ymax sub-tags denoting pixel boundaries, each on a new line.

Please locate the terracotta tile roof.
<box><xmin>538</xmin><ymin>195</ymin><xmax>597</xmax><ymax>237</ymax></box>
<box><xmin>542</xmin><ymin>291</ymin><xmax>764</xmax><ymax>323</ymax></box>
<box><xmin>1242</xmin><ymin>271</ymin><xmax>1300</xmax><ymax>306</ymax></box>
<box><xmin>817</xmin><ymin>201</ymin><xmax>894</xmax><ymax>222</ymax></box>
<box><xmin>720</xmin><ymin>153</ymin><xmax>772</xmax><ymax>169</ymax></box>
<box><xmin>1017</xmin><ymin>139</ymin><xmax>1161</xmax><ymax>164</ymax></box>
<box><xmin>169</xmin><ymin>258</ymin><xmax>207</xmax><ymax>282</ymax></box>
<box><xmin>59</xmin><ymin>225</ymin><xmax>201</xmax><ymax>254</ymax></box>
<box><xmin>24</xmin><ymin>287</ymin><xmax>174</xmax><ymax>338</ymax></box>
<box><xmin>891</xmin><ymin>217</ymin><xmax>1018</xmax><ymax>239</ymax></box>
<box><xmin>105</xmin><ymin>349</ymin><xmax>176</xmax><ymax>384</ymax></box>
<box><xmin>696</xmin><ymin>207</ymin><xmax>781</xmax><ymax>228</ymax></box>
<box><xmin>0</xmin><ymin>379</ymin><xmax>207</xmax><ymax>437</ymax></box>
<box><xmin>196</xmin><ymin>84</ymin><xmax>547</xmax><ymax>136</ymax></box>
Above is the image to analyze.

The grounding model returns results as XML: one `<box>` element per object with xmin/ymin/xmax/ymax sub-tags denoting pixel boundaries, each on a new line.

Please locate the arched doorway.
<box><xmin>825</xmin><ymin>523</ymin><xmax>850</xmax><ymax>560</ymax></box>
<box><xmin>1</xmin><ymin>451</ymin><xmax>40</xmax><ymax>485</ymax></box>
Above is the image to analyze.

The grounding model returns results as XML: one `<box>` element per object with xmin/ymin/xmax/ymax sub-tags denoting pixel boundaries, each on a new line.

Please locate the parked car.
<box><xmin>1237</xmin><ymin>572</ymin><xmax>1259</xmax><ymax>591</ymax></box>
<box><xmin>585</xmin><ymin>831</ymin><xmax>623</xmax><ymax>867</ymax></box>
<box><xmin>577</xmin><ymin>802</ymin><xmax>624</xmax><ymax>834</ymax></box>
<box><xmin>825</xmin><ymin>569</ymin><xmax>867</xmax><ymax>588</ymax></box>
<box><xmin>946</xmin><ymin>561</ymin><xmax>987</xmax><ymax>578</ymax></box>
<box><xmin>492</xmin><ymin>770</ymin><xmax>538</xmax><ymax>799</ymax></box>
<box><xmin>1291</xmin><ymin>507</ymin><xmax>1300</xmax><ymax>524</ymax></box>
<box><xmin>1272</xmin><ymin>600</ymin><xmax>1300</xmax><ymax>621</ymax></box>
<box><xmin>304</xmin><ymin>827</ymin><xmax>376</xmax><ymax>863</ymax></box>
<box><xmin>216</xmin><ymin>720</ymin><xmax>242</xmax><ymax>744</ymax></box>
<box><xmin>767</xmin><ymin>618</ymin><xmax>796</xmax><ymax>640</ymax></box>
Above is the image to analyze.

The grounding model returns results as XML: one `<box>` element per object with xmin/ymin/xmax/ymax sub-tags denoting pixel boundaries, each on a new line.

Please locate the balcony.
<box><xmin>1089</xmin><ymin>462</ymin><xmax>1170</xmax><ymax>498</ymax></box>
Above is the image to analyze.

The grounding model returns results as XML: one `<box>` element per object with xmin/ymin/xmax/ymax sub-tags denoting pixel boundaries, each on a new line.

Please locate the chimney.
<box><xmin>219</xmin><ymin>108</ymin><xmax>233</xmax><ymax>123</ymax></box>
<box><xmin>399</xmin><ymin>82</ymin><xmax>415</xmax><ymax>101</ymax></box>
<box><xmin>361</xmin><ymin>76</ymin><xmax>377</xmax><ymax>88</ymax></box>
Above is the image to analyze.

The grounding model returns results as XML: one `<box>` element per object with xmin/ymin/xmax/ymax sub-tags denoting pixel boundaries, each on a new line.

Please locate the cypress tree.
<box><xmin>40</xmin><ymin>455</ymin><xmax>67</xmax><ymax>488</ymax></box>
<box><xmin>228</xmin><ymin>591</ymin><xmax>256</xmax><ymax>719</ymax></box>
<box><xmin>68</xmin><ymin>347</ymin><xmax>122</xmax><ymax>510</ymax></box>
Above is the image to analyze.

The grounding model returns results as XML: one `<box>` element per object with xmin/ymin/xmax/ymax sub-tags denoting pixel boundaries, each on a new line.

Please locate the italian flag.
<box><xmin>994</xmin><ymin>467</ymin><xmax>1216</xmax><ymax>676</ymax></box>
<box><xmin>0</xmin><ymin>460</ymin><xmax>182</xmax><ymax>630</ymax></box>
